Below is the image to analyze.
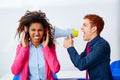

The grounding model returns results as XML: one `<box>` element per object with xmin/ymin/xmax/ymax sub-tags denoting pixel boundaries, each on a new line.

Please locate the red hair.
<box><xmin>84</xmin><ymin>14</ymin><xmax>104</xmax><ymax>35</ymax></box>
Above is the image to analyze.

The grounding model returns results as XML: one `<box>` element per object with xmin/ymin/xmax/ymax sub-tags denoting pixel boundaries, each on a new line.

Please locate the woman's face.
<box><xmin>29</xmin><ymin>22</ymin><xmax>44</xmax><ymax>46</ymax></box>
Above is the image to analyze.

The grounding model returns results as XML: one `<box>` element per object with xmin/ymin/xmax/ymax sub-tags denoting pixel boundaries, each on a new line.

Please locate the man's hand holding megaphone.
<box><xmin>63</xmin><ymin>34</ymin><xmax>74</xmax><ymax>48</ymax></box>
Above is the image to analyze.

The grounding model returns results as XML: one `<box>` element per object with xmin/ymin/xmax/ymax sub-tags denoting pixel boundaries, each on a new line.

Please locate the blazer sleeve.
<box><xmin>11</xmin><ymin>44</ymin><xmax>29</xmax><ymax>75</ymax></box>
<box><xmin>67</xmin><ymin>47</ymin><xmax>86</xmax><ymax>70</ymax></box>
<box><xmin>42</xmin><ymin>44</ymin><xmax>60</xmax><ymax>73</ymax></box>
<box><xmin>67</xmin><ymin>43</ymin><xmax>110</xmax><ymax>71</ymax></box>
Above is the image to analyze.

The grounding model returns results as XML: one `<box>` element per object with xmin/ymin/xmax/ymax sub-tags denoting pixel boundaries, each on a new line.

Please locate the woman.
<box><xmin>11</xmin><ymin>10</ymin><xmax>60</xmax><ymax>80</ymax></box>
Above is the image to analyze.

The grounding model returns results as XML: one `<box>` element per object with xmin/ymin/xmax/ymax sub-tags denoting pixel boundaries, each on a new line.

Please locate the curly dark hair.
<box><xmin>15</xmin><ymin>10</ymin><xmax>55</xmax><ymax>47</ymax></box>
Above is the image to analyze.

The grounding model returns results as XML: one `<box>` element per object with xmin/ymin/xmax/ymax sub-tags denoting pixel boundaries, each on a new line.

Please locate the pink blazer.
<box><xmin>11</xmin><ymin>44</ymin><xmax>60</xmax><ymax>80</ymax></box>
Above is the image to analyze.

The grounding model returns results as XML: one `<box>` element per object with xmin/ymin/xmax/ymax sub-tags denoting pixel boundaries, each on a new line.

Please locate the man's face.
<box><xmin>81</xmin><ymin>19</ymin><xmax>95</xmax><ymax>41</ymax></box>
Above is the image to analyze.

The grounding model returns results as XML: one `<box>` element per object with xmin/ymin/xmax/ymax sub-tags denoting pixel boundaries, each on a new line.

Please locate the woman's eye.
<box><xmin>38</xmin><ymin>29</ymin><xmax>43</xmax><ymax>32</ymax></box>
<box><xmin>31</xmin><ymin>29</ymin><xmax>35</xmax><ymax>31</ymax></box>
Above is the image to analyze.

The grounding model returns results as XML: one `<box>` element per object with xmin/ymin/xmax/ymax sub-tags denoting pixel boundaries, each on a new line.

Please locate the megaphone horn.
<box><xmin>54</xmin><ymin>27</ymin><xmax>79</xmax><ymax>39</ymax></box>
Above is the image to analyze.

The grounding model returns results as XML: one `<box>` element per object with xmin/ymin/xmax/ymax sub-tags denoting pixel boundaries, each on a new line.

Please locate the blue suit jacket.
<box><xmin>67</xmin><ymin>36</ymin><xmax>113</xmax><ymax>80</ymax></box>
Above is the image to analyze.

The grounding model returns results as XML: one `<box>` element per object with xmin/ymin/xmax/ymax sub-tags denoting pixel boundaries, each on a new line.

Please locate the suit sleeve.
<box><xmin>67</xmin><ymin>44</ymin><xmax>110</xmax><ymax>71</ymax></box>
<box><xmin>67</xmin><ymin>47</ymin><xmax>86</xmax><ymax>70</ymax></box>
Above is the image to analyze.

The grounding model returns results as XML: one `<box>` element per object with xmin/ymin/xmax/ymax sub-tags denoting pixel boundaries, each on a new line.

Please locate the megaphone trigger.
<box><xmin>68</xmin><ymin>34</ymin><xmax>73</xmax><ymax>39</ymax></box>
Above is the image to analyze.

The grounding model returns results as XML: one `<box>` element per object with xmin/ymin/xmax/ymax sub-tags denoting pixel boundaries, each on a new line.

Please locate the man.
<box><xmin>63</xmin><ymin>14</ymin><xmax>113</xmax><ymax>80</ymax></box>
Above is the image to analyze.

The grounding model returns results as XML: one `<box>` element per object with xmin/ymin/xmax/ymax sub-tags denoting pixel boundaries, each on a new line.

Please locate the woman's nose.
<box><xmin>35</xmin><ymin>31</ymin><xmax>39</xmax><ymax>35</ymax></box>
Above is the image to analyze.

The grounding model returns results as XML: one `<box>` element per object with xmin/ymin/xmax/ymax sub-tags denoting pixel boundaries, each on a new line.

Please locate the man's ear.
<box><xmin>91</xmin><ymin>26</ymin><xmax>97</xmax><ymax>32</ymax></box>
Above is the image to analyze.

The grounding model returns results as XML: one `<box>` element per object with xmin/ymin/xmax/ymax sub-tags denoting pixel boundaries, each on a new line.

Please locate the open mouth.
<box><xmin>34</xmin><ymin>36</ymin><xmax>40</xmax><ymax>40</ymax></box>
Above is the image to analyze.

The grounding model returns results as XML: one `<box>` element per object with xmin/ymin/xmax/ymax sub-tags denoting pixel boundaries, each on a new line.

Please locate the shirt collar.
<box><xmin>88</xmin><ymin>35</ymin><xmax>100</xmax><ymax>46</ymax></box>
<box><xmin>29</xmin><ymin>41</ymin><xmax>43</xmax><ymax>48</ymax></box>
